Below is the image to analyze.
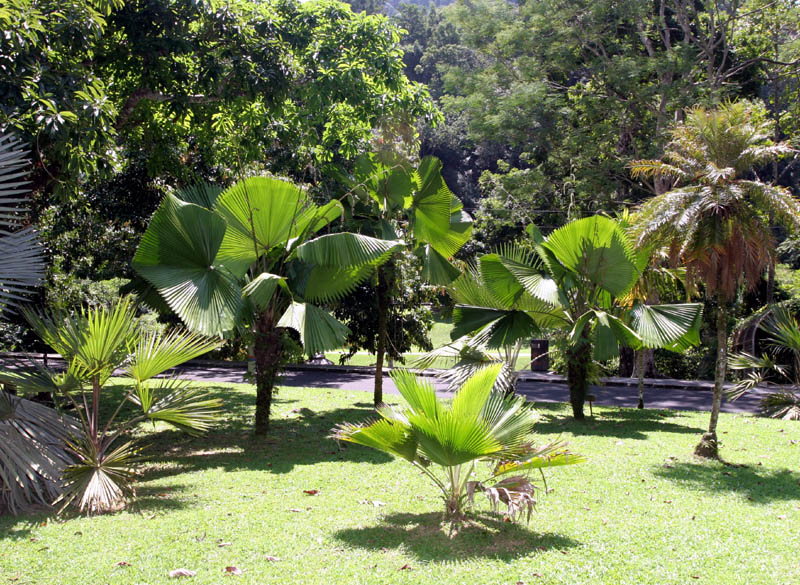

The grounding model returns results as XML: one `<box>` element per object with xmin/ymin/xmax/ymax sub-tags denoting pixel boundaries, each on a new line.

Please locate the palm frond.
<box><xmin>277</xmin><ymin>301</ymin><xmax>350</xmax><ymax>356</ymax></box>
<box><xmin>295</xmin><ymin>233</ymin><xmax>403</xmax><ymax>267</ymax></box>
<box><xmin>130</xmin><ymin>377</ymin><xmax>222</xmax><ymax>434</ymax></box>
<box><xmin>0</xmin><ymin>132</ymin><xmax>43</xmax><ymax>314</ymax></box>
<box><xmin>127</xmin><ymin>328</ymin><xmax>223</xmax><ymax>382</ymax></box>
<box><xmin>0</xmin><ymin>392</ymin><xmax>78</xmax><ymax>514</ymax></box>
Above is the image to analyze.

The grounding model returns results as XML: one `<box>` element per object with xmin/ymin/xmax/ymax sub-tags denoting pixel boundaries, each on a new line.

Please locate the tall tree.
<box><xmin>337</xmin><ymin>154</ymin><xmax>472</xmax><ymax>404</ymax></box>
<box><xmin>630</xmin><ymin>100</ymin><xmax>800</xmax><ymax>458</ymax></box>
<box><xmin>1</xmin><ymin>0</ymin><xmax>436</xmax><ymax>196</ymax></box>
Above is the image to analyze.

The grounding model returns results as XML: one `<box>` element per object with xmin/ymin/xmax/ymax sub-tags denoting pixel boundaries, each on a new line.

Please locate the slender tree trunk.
<box><xmin>567</xmin><ymin>335</ymin><xmax>591</xmax><ymax>420</ymax></box>
<box><xmin>91</xmin><ymin>375</ymin><xmax>101</xmax><ymax>444</ymax></box>
<box><xmin>636</xmin><ymin>350</ymin><xmax>645</xmax><ymax>409</ymax></box>
<box><xmin>253</xmin><ymin>309</ymin><xmax>284</xmax><ymax>436</ymax></box>
<box><xmin>619</xmin><ymin>346</ymin><xmax>635</xmax><ymax>377</ymax></box>
<box><xmin>373</xmin><ymin>267</ymin><xmax>391</xmax><ymax>406</ymax></box>
<box><xmin>695</xmin><ymin>302</ymin><xmax>727</xmax><ymax>458</ymax></box>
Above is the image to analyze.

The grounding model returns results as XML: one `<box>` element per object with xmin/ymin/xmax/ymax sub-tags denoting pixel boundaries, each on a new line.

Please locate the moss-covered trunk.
<box><xmin>567</xmin><ymin>333</ymin><xmax>591</xmax><ymax>420</ymax></box>
<box><xmin>253</xmin><ymin>309</ymin><xmax>283</xmax><ymax>436</ymax></box>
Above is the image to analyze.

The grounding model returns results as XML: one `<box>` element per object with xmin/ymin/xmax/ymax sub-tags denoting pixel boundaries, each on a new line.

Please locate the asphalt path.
<box><xmin>172</xmin><ymin>364</ymin><xmax>767</xmax><ymax>414</ymax></box>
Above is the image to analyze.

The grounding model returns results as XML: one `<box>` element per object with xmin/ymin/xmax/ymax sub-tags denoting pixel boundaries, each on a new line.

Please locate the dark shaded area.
<box><xmin>334</xmin><ymin>512</ymin><xmax>580</xmax><ymax>561</ymax></box>
<box><xmin>137</xmin><ymin>384</ymin><xmax>392</xmax><ymax>483</ymax></box>
<box><xmin>530</xmin><ymin>404</ymin><xmax>705</xmax><ymax>440</ymax></box>
<box><xmin>653</xmin><ymin>462</ymin><xmax>800</xmax><ymax>503</ymax></box>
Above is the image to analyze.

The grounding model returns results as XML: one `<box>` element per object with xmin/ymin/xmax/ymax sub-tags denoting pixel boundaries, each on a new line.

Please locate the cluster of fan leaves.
<box><xmin>729</xmin><ymin>306</ymin><xmax>800</xmax><ymax>420</ymax></box>
<box><xmin>414</xmin><ymin>216</ymin><xmax>704</xmax><ymax>418</ymax></box>
<box><xmin>333</xmin><ymin>364</ymin><xmax>585</xmax><ymax>529</ymax></box>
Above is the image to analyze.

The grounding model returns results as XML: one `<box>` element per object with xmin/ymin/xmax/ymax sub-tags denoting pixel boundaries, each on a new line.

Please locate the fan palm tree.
<box><xmin>333</xmin><ymin>364</ymin><xmax>585</xmax><ymax>530</ymax></box>
<box><xmin>345</xmin><ymin>154</ymin><xmax>472</xmax><ymax>404</ymax></box>
<box><xmin>0</xmin><ymin>300</ymin><xmax>224</xmax><ymax>514</ymax></box>
<box><xmin>630</xmin><ymin>100</ymin><xmax>800</xmax><ymax>458</ymax></box>
<box><xmin>435</xmin><ymin>217</ymin><xmax>703</xmax><ymax>419</ymax></box>
<box><xmin>133</xmin><ymin>177</ymin><xmax>404</xmax><ymax>434</ymax></box>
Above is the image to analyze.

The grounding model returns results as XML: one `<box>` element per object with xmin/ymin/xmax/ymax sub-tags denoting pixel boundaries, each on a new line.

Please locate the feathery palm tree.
<box><xmin>630</xmin><ymin>100</ymin><xmax>800</xmax><ymax>458</ymax></box>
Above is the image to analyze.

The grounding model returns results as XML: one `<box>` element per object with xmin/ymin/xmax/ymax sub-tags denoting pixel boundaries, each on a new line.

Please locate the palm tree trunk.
<box><xmin>636</xmin><ymin>350</ymin><xmax>645</xmax><ymax>409</ymax></box>
<box><xmin>695</xmin><ymin>302</ymin><xmax>727</xmax><ymax>458</ymax></box>
<box><xmin>253</xmin><ymin>309</ymin><xmax>283</xmax><ymax>435</ymax></box>
<box><xmin>567</xmin><ymin>334</ymin><xmax>591</xmax><ymax>420</ymax></box>
<box><xmin>373</xmin><ymin>266</ymin><xmax>391</xmax><ymax>406</ymax></box>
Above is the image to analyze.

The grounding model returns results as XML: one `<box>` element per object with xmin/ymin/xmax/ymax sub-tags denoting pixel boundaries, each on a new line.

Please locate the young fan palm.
<box><xmin>630</xmin><ymin>100</ymin><xmax>800</xmax><ymax>458</ymax></box>
<box><xmin>0</xmin><ymin>300</ymin><xmax>223</xmax><ymax>514</ymax></box>
<box><xmin>333</xmin><ymin>364</ymin><xmax>585</xmax><ymax>528</ymax></box>
<box><xmin>133</xmin><ymin>177</ymin><xmax>404</xmax><ymax>434</ymax></box>
<box><xmin>729</xmin><ymin>307</ymin><xmax>800</xmax><ymax>420</ymax></box>
<box><xmin>436</xmin><ymin>217</ymin><xmax>703</xmax><ymax>419</ymax></box>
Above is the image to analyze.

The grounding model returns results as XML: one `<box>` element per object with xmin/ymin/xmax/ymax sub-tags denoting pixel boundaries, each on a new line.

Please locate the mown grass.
<box><xmin>2</xmin><ymin>381</ymin><xmax>799</xmax><ymax>585</ymax></box>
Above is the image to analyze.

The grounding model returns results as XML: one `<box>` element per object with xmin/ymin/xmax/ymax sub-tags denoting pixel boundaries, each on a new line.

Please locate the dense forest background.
<box><xmin>4</xmin><ymin>0</ymin><xmax>800</xmax><ymax>378</ymax></box>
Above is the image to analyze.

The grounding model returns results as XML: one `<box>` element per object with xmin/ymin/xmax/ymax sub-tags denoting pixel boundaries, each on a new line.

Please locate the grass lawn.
<box><xmin>2</xmin><ymin>381</ymin><xmax>799</xmax><ymax>585</ymax></box>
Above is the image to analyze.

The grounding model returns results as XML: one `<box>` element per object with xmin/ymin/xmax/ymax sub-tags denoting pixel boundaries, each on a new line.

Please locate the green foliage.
<box><xmin>333</xmin><ymin>364</ymin><xmax>584</xmax><ymax>526</ymax></box>
<box><xmin>0</xmin><ymin>300</ymin><xmax>223</xmax><ymax>514</ymax></box>
<box><xmin>1</xmin><ymin>0</ymin><xmax>436</xmax><ymax>197</ymax></box>
<box><xmin>334</xmin><ymin>251</ymin><xmax>436</xmax><ymax>364</ymax></box>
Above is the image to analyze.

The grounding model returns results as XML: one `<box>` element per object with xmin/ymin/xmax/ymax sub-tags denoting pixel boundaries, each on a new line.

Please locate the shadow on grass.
<box><xmin>335</xmin><ymin>512</ymin><xmax>580</xmax><ymax>561</ymax></box>
<box><xmin>136</xmin><ymin>382</ymin><xmax>392</xmax><ymax>483</ymax></box>
<box><xmin>653</xmin><ymin>462</ymin><xmax>800</xmax><ymax>503</ymax></box>
<box><xmin>530</xmin><ymin>403</ymin><xmax>704</xmax><ymax>440</ymax></box>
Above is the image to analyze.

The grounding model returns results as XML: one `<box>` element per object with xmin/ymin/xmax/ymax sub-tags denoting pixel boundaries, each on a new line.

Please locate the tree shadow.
<box><xmin>652</xmin><ymin>462</ymin><xmax>800</xmax><ymax>503</ymax></box>
<box><xmin>138</xmin><ymin>398</ymin><xmax>392</xmax><ymax>483</ymax></box>
<box><xmin>530</xmin><ymin>404</ymin><xmax>704</xmax><ymax>440</ymax></box>
<box><xmin>334</xmin><ymin>512</ymin><xmax>580</xmax><ymax>562</ymax></box>
<box><xmin>0</xmin><ymin>517</ymin><xmax>38</xmax><ymax>539</ymax></box>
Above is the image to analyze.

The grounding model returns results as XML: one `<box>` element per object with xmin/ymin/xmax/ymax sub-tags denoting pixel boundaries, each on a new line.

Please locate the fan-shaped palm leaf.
<box><xmin>277</xmin><ymin>301</ymin><xmax>350</xmax><ymax>356</ymax></box>
<box><xmin>0</xmin><ymin>392</ymin><xmax>78</xmax><ymax>514</ymax></box>
<box><xmin>133</xmin><ymin>194</ymin><xmax>244</xmax><ymax>336</ymax></box>
<box><xmin>0</xmin><ymin>133</ymin><xmax>43</xmax><ymax>313</ymax></box>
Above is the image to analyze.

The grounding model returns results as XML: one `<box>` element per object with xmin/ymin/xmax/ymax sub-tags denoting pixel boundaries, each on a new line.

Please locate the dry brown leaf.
<box><xmin>303</xmin><ymin>489</ymin><xmax>319</xmax><ymax>496</ymax></box>
<box><xmin>289</xmin><ymin>508</ymin><xmax>302</xmax><ymax>513</ymax></box>
<box><xmin>168</xmin><ymin>568</ymin><xmax>196</xmax><ymax>578</ymax></box>
<box><xmin>217</xmin><ymin>542</ymin><xmax>232</xmax><ymax>548</ymax></box>
<box><xmin>224</xmin><ymin>566</ymin><xmax>244</xmax><ymax>576</ymax></box>
<box><xmin>265</xmin><ymin>556</ymin><xmax>281</xmax><ymax>562</ymax></box>
<box><xmin>399</xmin><ymin>564</ymin><xmax>412</xmax><ymax>571</ymax></box>
<box><xmin>116</xmin><ymin>561</ymin><xmax>131</xmax><ymax>567</ymax></box>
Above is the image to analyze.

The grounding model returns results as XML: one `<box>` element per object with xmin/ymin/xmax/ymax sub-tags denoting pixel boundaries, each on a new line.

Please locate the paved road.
<box><xmin>173</xmin><ymin>364</ymin><xmax>767</xmax><ymax>414</ymax></box>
